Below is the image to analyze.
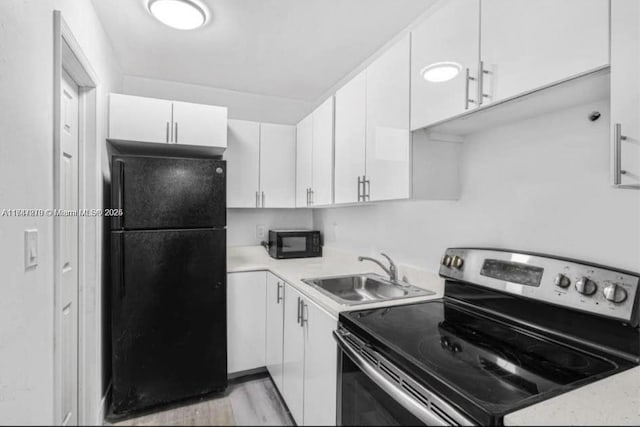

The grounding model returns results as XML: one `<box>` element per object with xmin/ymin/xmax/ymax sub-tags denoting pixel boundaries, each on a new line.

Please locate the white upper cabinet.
<box><xmin>296</xmin><ymin>114</ymin><xmax>314</xmax><ymax>208</ymax></box>
<box><xmin>334</xmin><ymin>71</ymin><xmax>367</xmax><ymax>204</ymax></box>
<box><xmin>365</xmin><ymin>33</ymin><xmax>411</xmax><ymax>202</ymax></box>
<box><xmin>265</xmin><ymin>273</ymin><xmax>285</xmax><ymax>393</ymax></box>
<box><xmin>411</xmin><ymin>0</ymin><xmax>480</xmax><ymax>130</ymax></box>
<box><xmin>172</xmin><ymin>101</ymin><xmax>228</xmax><ymax>148</ymax></box>
<box><xmin>260</xmin><ymin>123</ymin><xmax>297</xmax><ymax>207</ymax></box>
<box><xmin>480</xmin><ymin>0</ymin><xmax>609</xmax><ymax>104</ymax></box>
<box><xmin>611</xmin><ymin>0</ymin><xmax>640</xmax><ymax>188</ymax></box>
<box><xmin>109</xmin><ymin>94</ymin><xmax>228</xmax><ymax>149</ymax></box>
<box><xmin>227</xmin><ymin>272</ymin><xmax>267</xmax><ymax>374</ymax></box>
<box><xmin>109</xmin><ymin>94</ymin><xmax>172</xmax><ymax>144</ymax></box>
<box><xmin>225</xmin><ymin>120</ymin><xmax>260</xmax><ymax>208</ymax></box>
<box><xmin>311</xmin><ymin>97</ymin><xmax>335</xmax><ymax>206</ymax></box>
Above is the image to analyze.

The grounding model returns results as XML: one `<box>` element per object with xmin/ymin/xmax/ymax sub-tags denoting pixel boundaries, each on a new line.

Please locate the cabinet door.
<box><xmin>227</xmin><ymin>272</ymin><xmax>266</xmax><ymax>374</ymax></box>
<box><xmin>225</xmin><ymin>120</ymin><xmax>260</xmax><ymax>208</ymax></box>
<box><xmin>282</xmin><ymin>284</ymin><xmax>305</xmax><ymax>424</ymax></box>
<box><xmin>265</xmin><ymin>274</ymin><xmax>285</xmax><ymax>393</ymax></box>
<box><xmin>296</xmin><ymin>114</ymin><xmax>313</xmax><ymax>207</ymax></box>
<box><xmin>411</xmin><ymin>0</ymin><xmax>480</xmax><ymax>130</ymax></box>
<box><xmin>312</xmin><ymin>97</ymin><xmax>335</xmax><ymax>206</ymax></box>
<box><xmin>172</xmin><ymin>101</ymin><xmax>228</xmax><ymax>148</ymax></box>
<box><xmin>302</xmin><ymin>300</ymin><xmax>338</xmax><ymax>426</ymax></box>
<box><xmin>260</xmin><ymin>123</ymin><xmax>297</xmax><ymax>207</ymax></box>
<box><xmin>365</xmin><ymin>34</ymin><xmax>411</xmax><ymax>202</ymax></box>
<box><xmin>108</xmin><ymin>94</ymin><xmax>172</xmax><ymax>143</ymax></box>
<box><xmin>480</xmin><ymin>0</ymin><xmax>609</xmax><ymax>103</ymax></box>
<box><xmin>611</xmin><ymin>0</ymin><xmax>640</xmax><ymax>187</ymax></box>
<box><xmin>334</xmin><ymin>72</ymin><xmax>366</xmax><ymax>204</ymax></box>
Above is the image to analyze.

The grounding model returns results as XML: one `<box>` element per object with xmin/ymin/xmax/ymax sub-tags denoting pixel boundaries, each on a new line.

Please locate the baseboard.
<box><xmin>228</xmin><ymin>366</ymin><xmax>268</xmax><ymax>381</ymax></box>
<box><xmin>98</xmin><ymin>382</ymin><xmax>112</xmax><ymax>425</ymax></box>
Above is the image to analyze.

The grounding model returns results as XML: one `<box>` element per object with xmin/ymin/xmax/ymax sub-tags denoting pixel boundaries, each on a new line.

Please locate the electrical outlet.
<box><xmin>256</xmin><ymin>224</ymin><xmax>267</xmax><ymax>242</ymax></box>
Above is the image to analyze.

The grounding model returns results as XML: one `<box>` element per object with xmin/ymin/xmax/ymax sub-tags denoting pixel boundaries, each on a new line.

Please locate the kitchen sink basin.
<box><xmin>302</xmin><ymin>273</ymin><xmax>434</xmax><ymax>306</ymax></box>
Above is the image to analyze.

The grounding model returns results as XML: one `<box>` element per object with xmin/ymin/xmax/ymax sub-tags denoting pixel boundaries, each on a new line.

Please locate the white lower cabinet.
<box><xmin>302</xmin><ymin>299</ymin><xmax>338</xmax><ymax>426</ymax></box>
<box><xmin>281</xmin><ymin>283</ymin><xmax>338</xmax><ymax>426</ymax></box>
<box><xmin>281</xmin><ymin>285</ymin><xmax>306</xmax><ymax>424</ymax></box>
<box><xmin>265</xmin><ymin>273</ymin><xmax>285</xmax><ymax>392</ymax></box>
<box><xmin>227</xmin><ymin>272</ymin><xmax>267</xmax><ymax>374</ymax></box>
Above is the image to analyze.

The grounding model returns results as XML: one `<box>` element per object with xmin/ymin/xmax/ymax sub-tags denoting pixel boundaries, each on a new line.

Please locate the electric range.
<box><xmin>334</xmin><ymin>248</ymin><xmax>640</xmax><ymax>425</ymax></box>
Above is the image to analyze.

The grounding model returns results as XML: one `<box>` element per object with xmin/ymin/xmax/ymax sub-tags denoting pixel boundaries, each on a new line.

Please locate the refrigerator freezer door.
<box><xmin>112</xmin><ymin>156</ymin><xmax>226</xmax><ymax>230</ymax></box>
<box><xmin>110</xmin><ymin>228</ymin><xmax>227</xmax><ymax>415</ymax></box>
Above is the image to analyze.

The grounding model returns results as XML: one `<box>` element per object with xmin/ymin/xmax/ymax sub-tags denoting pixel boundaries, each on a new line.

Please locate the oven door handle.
<box><xmin>334</xmin><ymin>330</ymin><xmax>468</xmax><ymax>427</ymax></box>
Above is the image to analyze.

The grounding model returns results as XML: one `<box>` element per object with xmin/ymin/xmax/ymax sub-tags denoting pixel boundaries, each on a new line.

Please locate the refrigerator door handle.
<box><xmin>112</xmin><ymin>159</ymin><xmax>125</xmax><ymax>230</ymax></box>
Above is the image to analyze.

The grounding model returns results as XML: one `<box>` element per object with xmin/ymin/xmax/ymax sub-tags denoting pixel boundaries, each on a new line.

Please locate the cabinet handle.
<box><xmin>364</xmin><ymin>177</ymin><xmax>370</xmax><ymax>201</ymax></box>
<box><xmin>276</xmin><ymin>282</ymin><xmax>283</xmax><ymax>303</ymax></box>
<box><xmin>300</xmin><ymin>302</ymin><xmax>308</xmax><ymax>327</ymax></box>
<box><xmin>465</xmin><ymin>68</ymin><xmax>476</xmax><ymax>110</ymax></box>
<box><xmin>306</xmin><ymin>188</ymin><xmax>310</xmax><ymax>206</ymax></box>
<box><xmin>477</xmin><ymin>61</ymin><xmax>490</xmax><ymax>106</ymax></box>
<box><xmin>166</xmin><ymin>122</ymin><xmax>170</xmax><ymax>143</ymax></box>
<box><xmin>174</xmin><ymin>122</ymin><xmax>178</xmax><ymax>143</ymax></box>
<box><xmin>261</xmin><ymin>191</ymin><xmax>265</xmax><ymax>208</ymax></box>
<box><xmin>255</xmin><ymin>191</ymin><xmax>260</xmax><ymax>208</ymax></box>
<box><xmin>309</xmin><ymin>189</ymin><xmax>314</xmax><ymax>206</ymax></box>
<box><xmin>296</xmin><ymin>297</ymin><xmax>302</xmax><ymax>324</ymax></box>
<box><xmin>357</xmin><ymin>176</ymin><xmax>363</xmax><ymax>202</ymax></box>
<box><xmin>614</xmin><ymin>123</ymin><xmax>628</xmax><ymax>186</ymax></box>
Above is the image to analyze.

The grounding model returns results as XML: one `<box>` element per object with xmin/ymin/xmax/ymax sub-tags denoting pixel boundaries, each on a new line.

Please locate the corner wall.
<box><xmin>314</xmin><ymin>99</ymin><xmax>640</xmax><ymax>273</ymax></box>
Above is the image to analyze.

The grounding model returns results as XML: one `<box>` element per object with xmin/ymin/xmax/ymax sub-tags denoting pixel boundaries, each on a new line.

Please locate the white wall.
<box><xmin>228</xmin><ymin>209</ymin><xmax>313</xmax><ymax>247</ymax></box>
<box><xmin>0</xmin><ymin>0</ymin><xmax>122</xmax><ymax>424</ymax></box>
<box><xmin>122</xmin><ymin>75</ymin><xmax>314</xmax><ymax>125</ymax></box>
<box><xmin>314</xmin><ymin>100</ymin><xmax>640</xmax><ymax>273</ymax></box>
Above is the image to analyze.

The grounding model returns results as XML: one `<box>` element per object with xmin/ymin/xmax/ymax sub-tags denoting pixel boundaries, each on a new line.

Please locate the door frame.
<box><xmin>53</xmin><ymin>11</ymin><xmax>100</xmax><ymax>426</ymax></box>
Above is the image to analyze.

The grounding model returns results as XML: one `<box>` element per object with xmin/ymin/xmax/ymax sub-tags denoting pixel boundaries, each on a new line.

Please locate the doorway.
<box><xmin>54</xmin><ymin>11</ymin><xmax>100</xmax><ymax>426</ymax></box>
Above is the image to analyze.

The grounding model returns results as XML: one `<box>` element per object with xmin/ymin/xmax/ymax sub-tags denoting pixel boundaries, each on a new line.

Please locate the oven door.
<box><xmin>334</xmin><ymin>329</ymin><xmax>473</xmax><ymax>427</ymax></box>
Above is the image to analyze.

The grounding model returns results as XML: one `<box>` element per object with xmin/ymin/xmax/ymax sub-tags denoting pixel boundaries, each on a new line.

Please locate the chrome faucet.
<box><xmin>358</xmin><ymin>253</ymin><xmax>398</xmax><ymax>283</ymax></box>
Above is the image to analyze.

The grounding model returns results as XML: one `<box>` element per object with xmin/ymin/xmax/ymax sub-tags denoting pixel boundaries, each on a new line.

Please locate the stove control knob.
<box><xmin>441</xmin><ymin>255</ymin><xmax>452</xmax><ymax>268</ymax></box>
<box><xmin>575</xmin><ymin>277</ymin><xmax>597</xmax><ymax>296</ymax></box>
<box><xmin>451</xmin><ymin>256</ymin><xmax>464</xmax><ymax>269</ymax></box>
<box><xmin>603</xmin><ymin>284</ymin><xmax>627</xmax><ymax>304</ymax></box>
<box><xmin>554</xmin><ymin>274</ymin><xmax>571</xmax><ymax>288</ymax></box>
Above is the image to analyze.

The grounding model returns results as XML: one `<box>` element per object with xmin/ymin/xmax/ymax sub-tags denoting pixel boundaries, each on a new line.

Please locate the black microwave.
<box><xmin>267</xmin><ymin>230</ymin><xmax>322</xmax><ymax>259</ymax></box>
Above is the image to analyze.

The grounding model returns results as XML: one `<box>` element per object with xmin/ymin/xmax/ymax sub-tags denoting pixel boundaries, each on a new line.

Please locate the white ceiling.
<box><xmin>91</xmin><ymin>0</ymin><xmax>436</xmax><ymax>101</ymax></box>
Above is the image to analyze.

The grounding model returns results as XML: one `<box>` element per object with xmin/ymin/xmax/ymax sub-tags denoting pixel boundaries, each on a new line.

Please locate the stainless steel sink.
<box><xmin>302</xmin><ymin>273</ymin><xmax>434</xmax><ymax>306</ymax></box>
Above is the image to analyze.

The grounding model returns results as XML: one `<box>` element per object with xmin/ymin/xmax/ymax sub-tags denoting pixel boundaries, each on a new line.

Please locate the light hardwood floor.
<box><xmin>110</xmin><ymin>375</ymin><xmax>294</xmax><ymax>426</ymax></box>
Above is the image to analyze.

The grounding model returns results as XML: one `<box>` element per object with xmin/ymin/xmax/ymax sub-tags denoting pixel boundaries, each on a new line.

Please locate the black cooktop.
<box><xmin>340</xmin><ymin>299</ymin><xmax>636</xmax><ymax>425</ymax></box>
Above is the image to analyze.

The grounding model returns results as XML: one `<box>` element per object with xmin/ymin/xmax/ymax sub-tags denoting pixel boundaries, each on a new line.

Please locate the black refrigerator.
<box><xmin>109</xmin><ymin>155</ymin><xmax>227</xmax><ymax>417</ymax></box>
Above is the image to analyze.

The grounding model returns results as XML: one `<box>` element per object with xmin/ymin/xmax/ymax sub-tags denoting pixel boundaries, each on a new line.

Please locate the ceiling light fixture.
<box><xmin>148</xmin><ymin>0</ymin><xmax>209</xmax><ymax>30</ymax></box>
<box><xmin>421</xmin><ymin>62</ymin><xmax>462</xmax><ymax>83</ymax></box>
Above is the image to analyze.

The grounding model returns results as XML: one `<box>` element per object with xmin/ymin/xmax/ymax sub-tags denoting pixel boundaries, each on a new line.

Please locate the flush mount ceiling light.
<box><xmin>148</xmin><ymin>0</ymin><xmax>209</xmax><ymax>30</ymax></box>
<box><xmin>421</xmin><ymin>62</ymin><xmax>462</xmax><ymax>83</ymax></box>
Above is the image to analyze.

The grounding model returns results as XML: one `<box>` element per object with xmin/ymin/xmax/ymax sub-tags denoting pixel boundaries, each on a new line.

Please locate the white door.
<box><xmin>172</xmin><ymin>101</ymin><xmax>228</xmax><ymax>148</ymax></box>
<box><xmin>296</xmin><ymin>114</ymin><xmax>313</xmax><ymax>207</ymax></box>
<box><xmin>108</xmin><ymin>93</ymin><xmax>172</xmax><ymax>143</ymax></box>
<box><xmin>611</xmin><ymin>0</ymin><xmax>640</xmax><ymax>187</ymax></box>
<box><xmin>334</xmin><ymin>71</ymin><xmax>366</xmax><ymax>204</ymax></box>
<box><xmin>260</xmin><ymin>123</ymin><xmax>297</xmax><ymax>208</ymax></box>
<box><xmin>281</xmin><ymin>284</ymin><xmax>305</xmax><ymax>424</ymax></box>
<box><xmin>480</xmin><ymin>0</ymin><xmax>609</xmax><ymax>103</ymax></box>
<box><xmin>227</xmin><ymin>272</ymin><xmax>267</xmax><ymax>374</ymax></box>
<box><xmin>265</xmin><ymin>273</ymin><xmax>285</xmax><ymax>393</ymax></box>
<box><xmin>366</xmin><ymin>34</ymin><xmax>411</xmax><ymax>202</ymax></box>
<box><xmin>311</xmin><ymin>97</ymin><xmax>335</xmax><ymax>206</ymax></box>
<box><xmin>225</xmin><ymin>120</ymin><xmax>260</xmax><ymax>208</ymax></box>
<box><xmin>302</xmin><ymin>300</ymin><xmax>338</xmax><ymax>426</ymax></box>
<box><xmin>411</xmin><ymin>0</ymin><xmax>480</xmax><ymax>129</ymax></box>
<box><xmin>58</xmin><ymin>70</ymin><xmax>79</xmax><ymax>426</ymax></box>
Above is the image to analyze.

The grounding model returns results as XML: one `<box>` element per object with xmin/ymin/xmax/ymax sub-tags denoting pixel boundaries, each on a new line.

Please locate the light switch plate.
<box><xmin>24</xmin><ymin>229</ymin><xmax>38</xmax><ymax>270</ymax></box>
<box><xmin>256</xmin><ymin>224</ymin><xmax>267</xmax><ymax>242</ymax></box>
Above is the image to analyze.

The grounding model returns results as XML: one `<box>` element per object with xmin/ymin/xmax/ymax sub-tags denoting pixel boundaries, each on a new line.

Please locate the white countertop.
<box><xmin>227</xmin><ymin>245</ymin><xmax>444</xmax><ymax>318</ymax></box>
<box><xmin>228</xmin><ymin>245</ymin><xmax>640</xmax><ymax>426</ymax></box>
